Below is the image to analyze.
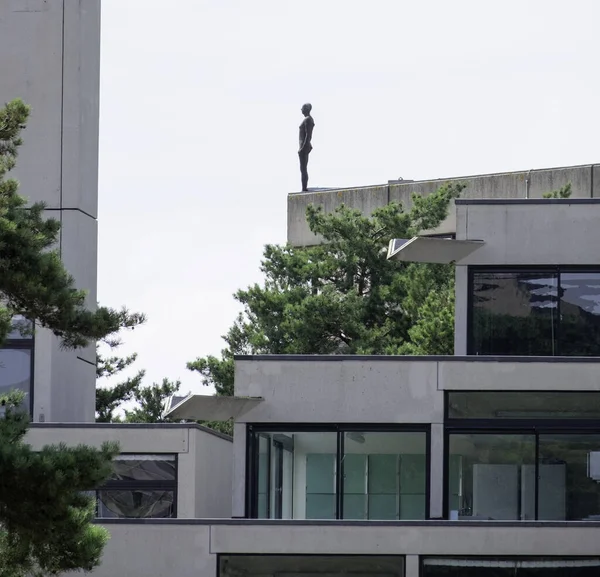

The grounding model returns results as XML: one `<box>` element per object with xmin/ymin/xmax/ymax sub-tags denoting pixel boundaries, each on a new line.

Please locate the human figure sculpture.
<box><xmin>298</xmin><ymin>103</ymin><xmax>314</xmax><ymax>191</ymax></box>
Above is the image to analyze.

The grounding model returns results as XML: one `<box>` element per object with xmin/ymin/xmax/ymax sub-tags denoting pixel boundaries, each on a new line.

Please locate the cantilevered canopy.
<box><xmin>165</xmin><ymin>394</ymin><xmax>264</xmax><ymax>421</ymax></box>
<box><xmin>387</xmin><ymin>236</ymin><xmax>484</xmax><ymax>264</ymax></box>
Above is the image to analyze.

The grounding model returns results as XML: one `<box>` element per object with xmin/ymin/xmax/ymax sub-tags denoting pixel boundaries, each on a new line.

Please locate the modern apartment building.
<box><xmin>4</xmin><ymin>3</ymin><xmax>600</xmax><ymax>577</ymax></box>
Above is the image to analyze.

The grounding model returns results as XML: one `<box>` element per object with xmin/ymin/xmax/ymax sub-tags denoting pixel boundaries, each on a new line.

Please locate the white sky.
<box><xmin>97</xmin><ymin>0</ymin><xmax>600</xmax><ymax>396</ymax></box>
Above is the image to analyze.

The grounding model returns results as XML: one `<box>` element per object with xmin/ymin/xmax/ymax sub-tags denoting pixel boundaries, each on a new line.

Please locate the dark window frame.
<box><xmin>444</xmin><ymin>391</ymin><xmax>600</xmax><ymax>520</ymax></box>
<box><xmin>0</xmin><ymin>328</ymin><xmax>35</xmax><ymax>417</ymax></box>
<box><xmin>96</xmin><ymin>452</ymin><xmax>178</xmax><ymax>519</ymax></box>
<box><xmin>467</xmin><ymin>265</ymin><xmax>600</xmax><ymax>357</ymax></box>
<box><xmin>246</xmin><ymin>423</ymin><xmax>431</xmax><ymax>520</ymax></box>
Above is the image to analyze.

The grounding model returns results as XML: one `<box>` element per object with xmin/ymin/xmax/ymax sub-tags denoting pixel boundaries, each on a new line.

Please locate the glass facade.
<box><xmin>446</xmin><ymin>393</ymin><xmax>600</xmax><ymax>521</ymax></box>
<box><xmin>249</xmin><ymin>428</ymin><xmax>427</xmax><ymax>520</ymax></box>
<box><xmin>469</xmin><ymin>268</ymin><xmax>600</xmax><ymax>356</ymax></box>
<box><xmin>448</xmin><ymin>433</ymin><xmax>536</xmax><ymax>520</ymax></box>
<box><xmin>96</xmin><ymin>454</ymin><xmax>176</xmax><ymax>519</ymax></box>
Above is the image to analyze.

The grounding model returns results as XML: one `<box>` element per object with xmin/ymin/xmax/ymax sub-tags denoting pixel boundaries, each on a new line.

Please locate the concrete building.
<box><xmin>4</xmin><ymin>3</ymin><xmax>600</xmax><ymax>577</ymax></box>
<box><xmin>155</xmin><ymin>195</ymin><xmax>600</xmax><ymax>577</ymax></box>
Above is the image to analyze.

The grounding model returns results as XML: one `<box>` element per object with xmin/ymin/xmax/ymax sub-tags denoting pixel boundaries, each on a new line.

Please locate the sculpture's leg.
<box><xmin>299</xmin><ymin>151</ymin><xmax>309</xmax><ymax>191</ymax></box>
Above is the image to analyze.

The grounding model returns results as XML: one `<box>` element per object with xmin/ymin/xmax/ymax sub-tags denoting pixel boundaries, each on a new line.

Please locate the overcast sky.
<box><xmin>97</xmin><ymin>0</ymin><xmax>600</xmax><ymax>395</ymax></box>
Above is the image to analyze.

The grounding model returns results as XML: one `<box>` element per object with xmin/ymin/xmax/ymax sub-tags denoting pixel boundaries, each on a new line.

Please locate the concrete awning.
<box><xmin>387</xmin><ymin>236</ymin><xmax>484</xmax><ymax>264</ymax></box>
<box><xmin>165</xmin><ymin>394</ymin><xmax>264</xmax><ymax>421</ymax></box>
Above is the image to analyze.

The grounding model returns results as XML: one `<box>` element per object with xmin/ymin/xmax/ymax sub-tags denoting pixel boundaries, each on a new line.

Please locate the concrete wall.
<box><xmin>456</xmin><ymin>200</ymin><xmax>600</xmax><ymax>266</ymax></box>
<box><xmin>288</xmin><ymin>164</ymin><xmax>600</xmax><ymax>247</ymax></box>
<box><xmin>92</xmin><ymin>520</ymin><xmax>600</xmax><ymax>577</ymax></box>
<box><xmin>0</xmin><ymin>0</ymin><xmax>102</xmax><ymax>422</ymax></box>
<box><xmin>26</xmin><ymin>424</ymin><xmax>233</xmax><ymax>519</ymax></box>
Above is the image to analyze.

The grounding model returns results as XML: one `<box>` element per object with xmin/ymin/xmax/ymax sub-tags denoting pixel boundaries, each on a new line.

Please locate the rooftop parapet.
<box><xmin>287</xmin><ymin>163</ymin><xmax>600</xmax><ymax>247</ymax></box>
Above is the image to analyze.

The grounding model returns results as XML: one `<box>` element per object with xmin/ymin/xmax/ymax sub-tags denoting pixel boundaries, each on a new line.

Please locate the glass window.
<box><xmin>0</xmin><ymin>348</ymin><xmax>32</xmax><ymax>401</ymax></box>
<box><xmin>538</xmin><ymin>434</ymin><xmax>600</xmax><ymax>521</ymax></box>
<box><xmin>97</xmin><ymin>489</ymin><xmax>175</xmax><ymax>518</ymax></box>
<box><xmin>253</xmin><ymin>431</ymin><xmax>337</xmax><ymax>520</ymax></box>
<box><xmin>448</xmin><ymin>392</ymin><xmax>600</xmax><ymax>420</ymax></box>
<box><xmin>559</xmin><ymin>272</ymin><xmax>600</xmax><ymax>356</ymax></box>
<box><xmin>423</xmin><ymin>558</ymin><xmax>600</xmax><ymax>577</ymax></box>
<box><xmin>342</xmin><ymin>431</ymin><xmax>427</xmax><ymax>520</ymax></box>
<box><xmin>6</xmin><ymin>315</ymin><xmax>33</xmax><ymax>339</ymax></box>
<box><xmin>471</xmin><ymin>270</ymin><xmax>558</xmax><ymax>355</ymax></box>
<box><xmin>97</xmin><ymin>454</ymin><xmax>177</xmax><ymax>519</ymax></box>
<box><xmin>448</xmin><ymin>434</ymin><xmax>535</xmax><ymax>520</ymax></box>
<box><xmin>221</xmin><ymin>555</ymin><xmax>405</xmax><ymax>577</ymax></box>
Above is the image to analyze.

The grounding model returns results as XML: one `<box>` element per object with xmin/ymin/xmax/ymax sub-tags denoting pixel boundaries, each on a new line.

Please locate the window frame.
<box><xmin>96</xmin><ymin>452</ymin><xmax>178</xmax><ymax>519</ymax></box>
<box><xmin>444</xmin><ymin>391</ymin><xmax>600</xmax><ymax>521</ymax></box>
<box><xmin>246</xmin><ymin>423</ymin><xmax>431</xmax><ymax>521</ymax></box>
<box><xmin>467</xmin><ymin>265</ymin><xmax>600</xmax><ymax>356</ymax></box>
<box><xmin>0</xmin><ymin>326</ymin><xmax>35</xmax><ymax>417</ymax></box>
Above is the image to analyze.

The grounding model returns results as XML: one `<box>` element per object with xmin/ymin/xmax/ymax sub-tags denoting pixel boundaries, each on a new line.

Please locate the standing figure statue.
<box><xmin>298</xmin><ymin>103</ymin><xmax>315</xmax><ymax>192</ymax></box>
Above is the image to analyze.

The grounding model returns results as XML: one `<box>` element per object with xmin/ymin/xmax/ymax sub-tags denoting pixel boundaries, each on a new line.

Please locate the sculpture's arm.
<box><xmin>300</xmin><ymin>119</ymin><xmax>313</xmax><ymax>153</ymax></box>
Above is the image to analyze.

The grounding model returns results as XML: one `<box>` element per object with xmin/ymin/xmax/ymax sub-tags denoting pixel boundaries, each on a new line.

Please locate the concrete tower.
<box><xmin>0</xmin><ymin>1</ymin><xmax>102</xmax><ymax>422</ymax></box>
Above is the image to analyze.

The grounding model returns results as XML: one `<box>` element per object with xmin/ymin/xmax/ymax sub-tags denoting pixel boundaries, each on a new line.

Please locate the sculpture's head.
<box><xmin>301</xmin><ymin>103</ymin><xmax>312</xmax><ymax>116</ymax></box>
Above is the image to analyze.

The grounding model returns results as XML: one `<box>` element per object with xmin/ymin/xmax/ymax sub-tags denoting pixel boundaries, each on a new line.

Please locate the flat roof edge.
<box><xmin>234</xmin><ymin>354</ymin><xmax>600</xmax><ymax>364</ymax></box>
<box><xmin>287</xmin><ymin>162</ymin><xmax>600</xmax><ymax>196</ymax></box>
<box><xmin>28</xmin><ymin>422</ymin><xmax>233</xmax><ymax>442</ymax></box>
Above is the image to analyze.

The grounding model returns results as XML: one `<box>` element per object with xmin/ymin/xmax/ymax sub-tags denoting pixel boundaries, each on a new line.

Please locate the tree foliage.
<box><xmin>0</xmin><ymin>98</ymin><xmax>143</xmax><ymax>348</ymax></box>
<box><xmin>188</xmin><ymin>183</ymin><xmax>465</xmax><ymax>396</ymax></box>
<box><xmin>0</xmin><ymin>98</ymin><xmax>147</xmax><ymax>574</ymax></box>
<box><xmin>0</xmin><ymin>392</ymin><xmax>118</xmax><ymax>576</ymax></box>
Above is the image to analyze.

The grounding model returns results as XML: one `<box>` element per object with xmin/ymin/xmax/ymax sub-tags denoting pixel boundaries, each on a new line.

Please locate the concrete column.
<box><xmin>454</xmin><ymin>265</ymin><xmax>468</xmax><ymax>356</ymax></box>
<box><xmin>232</xmin><ymin>423</ymin><xmax>247</xmax><ymax>518</ymax></box>
<box><xmin>429</xmin><ymin>423</ymin><xmax>444</xmax><ymax>519</ymax></box>
<box><xmin>405</xmin><ymin>555</ymin><xmax>420</xmax><ymax>577</ymax></box>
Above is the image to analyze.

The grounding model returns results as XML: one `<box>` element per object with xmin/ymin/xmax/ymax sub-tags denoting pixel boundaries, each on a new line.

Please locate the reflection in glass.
<box><xmin>423</xmin><ymin>558</ymin><xmax>600</xmax><ymax>577</ymax></box>
<box><xmin>539</xmin><ymin>434</ymin><xmax>600</xmax><ymax>521</ymax></box>
<box><xmin>447</xmin><ymin>392</ymin><xmax>600</xmax><ymax>420</ymax></box>
<box><xmin>342</xmin><ymin>431</ymin><xmax>426</xmax><ymax>520</ymax></box>
<box><xmin>448</xmin><ymin>434</ymin><xmax>535</xmax><ymax>520</ymax></box>
<box><xmin>6</xmin><ymin>315</ymin><xmax>33</xmax><ymax>339</ymax></box>
<box><xmin>110</xmin><ymin>454</ymin><xmax>176</xmax><ymax>482</ymax></box>
<box><xmin>559</xmin><ymin>272</ymin><xmax>600</xmax><ymax>356</ymax></box>
<box><xmin>97</xmin><ymin>490</ymin><xmax>174</xmax><ymax>518</ymax></box>
<box><xmin>471</xmin><ymin>271</ymin><xmax>558</xmax><ymax>355</ymax></box>
<box><xmin>254</xmin><ymin>431</ymin><xmax>337</xmax><ymax>520</ymax></box>
<box><xmin>0</xmin><ymin>349</ymin><xmax>31</xmax><ymax>404</ymax></box>
<box><xmin>221</xmin><ymin>555</ymin><xmax>405</xmax><ymax>577</ymax></box>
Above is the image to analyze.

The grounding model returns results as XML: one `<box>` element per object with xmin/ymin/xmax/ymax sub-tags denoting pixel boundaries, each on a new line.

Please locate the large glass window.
<box><xmin>469</xmin><ymin>267</ymin><xmax>600</xmax><ymax>356</ymax></box>
<box><xmin>446</xmin><ymin>393</ymin><xmax>600</xmax><ymax>521</ymax></box>
<box><xmin>448</xmin><ymin>433</ymin><xmax>535</xmax><ymax>520</ymax></box>
<box><xmin>423</xmin><ymin>558</ymin><xmax>600</xmax><ymax>577</ymax></box>
<box><xmin>96</xmin><ymin>454</ymin><xmax>177</xmax><ymax>519</ymax></box>
<box><xmin>342</xmin><ymin>431</ymin><xmax>427</xmax><ymax>520</ymax></box>
<box><xmin>538</xmin><ymin>434</ymin><xmax>600</xmax><ymax>521</ymax></box>
<box><xmin>249</xmin><ymin>427</ymin><xmax>427</xmax><ymax>520</ymax></box>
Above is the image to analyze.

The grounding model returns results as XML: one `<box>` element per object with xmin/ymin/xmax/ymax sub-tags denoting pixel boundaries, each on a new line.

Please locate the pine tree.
<box><xmin>0</xmin><ymin>392</ymin><xmax>118</xmax><ymax>576</ymax></box>
<box><xmin>188</xmin><ymin>182</ymin><xmax>465</xmax><ymax>396</ymax></box>
<box><xmin>0</xmin><ymin>99</ymin><xmax>143</xmax><ymax>573</ymax></box>
<box><xmin>0</xmin><ymin>99</ymin><xmax>144</xmax><ymax>347</ymax></box>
